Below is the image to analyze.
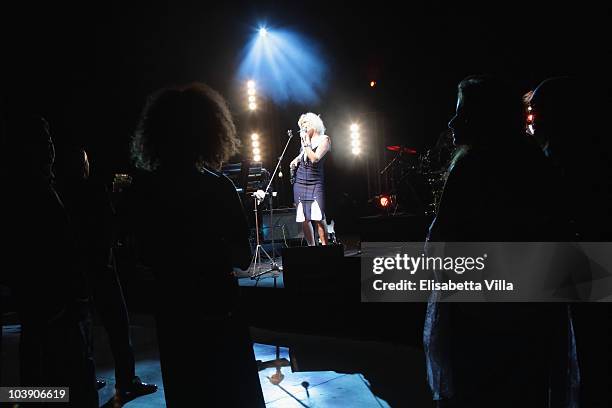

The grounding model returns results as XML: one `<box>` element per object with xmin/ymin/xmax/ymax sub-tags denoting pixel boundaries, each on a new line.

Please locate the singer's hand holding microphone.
<box><xmin>300</xmin><ymin>128</ymin><xmax>312</xmax><ymax>148</ymax></box>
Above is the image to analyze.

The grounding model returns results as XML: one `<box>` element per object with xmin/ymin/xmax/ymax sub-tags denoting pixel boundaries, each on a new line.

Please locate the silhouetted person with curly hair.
<box><xmin>125</xmin><ymin>83</ymin><xmax>264</xmax><ymax>407</ymax></box>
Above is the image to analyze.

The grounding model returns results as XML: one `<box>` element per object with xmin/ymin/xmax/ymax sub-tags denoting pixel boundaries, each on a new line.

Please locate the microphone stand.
<box><xmin>251</xmin><ymin>130</ymin><xmax>294</xmax><ymax>284</ymax></box>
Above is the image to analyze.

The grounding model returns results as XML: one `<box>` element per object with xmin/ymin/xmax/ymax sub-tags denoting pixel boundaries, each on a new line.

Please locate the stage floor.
<box><xmin>236</xmin><ymin>256</ymin><xmax>285</xmax><ymax>288</ymax></box>
<box><xmin>1</xmin><ymin>313</ymin><xmax>432</xmax><ymax>407</ymax></box>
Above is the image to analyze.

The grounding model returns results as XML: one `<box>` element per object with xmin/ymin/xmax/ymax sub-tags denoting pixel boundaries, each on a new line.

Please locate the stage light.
<box><xmin>379</xmin><ymin>195</ymin><xmax>390</xmax><ymax>208</ymax></box>
<box><xmin>527</xmin><ymin>114</ymin><xmax>534</xmax><ymax>123</ymax></box>
<box><xmin>370</xmin><ymin>80</ymin><xmax>376</xmax><ymax>88</ymax></box>
<box><xmin>374</xmin><ymin>193</ymin><xmax>394</xmax><ymax>211</ymax></box>
<box><xmin>238</xmin><ymin>26</ymin><xmax>328</xmax><ymax>104</ymax></box>
<box><xmin>246</xmin><ymin>80</ymin><xmax>258</xmax><ymax>111</ymax></box>
<box><xmin>349</xmin><ymin>123</ymin><xmax>362</xmax><ymax>155</ymax></box>
<box><xmin>250</xmin><ymin>133</ymin><xmax>262</xmax><ymax>162</ymax></box>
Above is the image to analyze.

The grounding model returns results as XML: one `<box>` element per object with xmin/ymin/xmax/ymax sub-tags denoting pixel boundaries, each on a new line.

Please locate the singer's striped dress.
<box><xmin>293</xmin><ymin>136</ymin><xmax>328</xmax><ymax>222</ymax></box>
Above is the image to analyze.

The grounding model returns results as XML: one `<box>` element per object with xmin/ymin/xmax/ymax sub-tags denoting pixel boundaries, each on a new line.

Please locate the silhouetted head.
<box><xmin>448</xmin><ymin>75</ymin><xmax>525</xmax><ymax>147</ymax></box>
<box><xmin>2</xmin><ymin>113</ymin><xmax>55</xmax><ymax>182</ymax></box>
<box><xmin>529</xmin><ymin>77</ymin><xmax>583</xmax><ymax>156</ymax></box>
<box><xmin>530</xmin><ymin>76</ymin><xmax>610</xmax><ymax>169</ymax></box>
<box><xmin>132</xmin><ymin>83</ymin><xmax>239</xmax><ymax>172</ymax></box>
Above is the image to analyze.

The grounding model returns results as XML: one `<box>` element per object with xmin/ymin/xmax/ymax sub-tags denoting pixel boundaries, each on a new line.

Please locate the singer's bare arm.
<box><xmin>304</xmin><ymin>135</ymin><xmax>330</xmax><ymax>163</ymax></box>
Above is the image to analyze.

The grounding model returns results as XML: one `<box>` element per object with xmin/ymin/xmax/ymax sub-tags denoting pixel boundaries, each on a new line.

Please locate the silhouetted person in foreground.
<box><xmin>529</xmin><ymin>77</ymin><xmax>611</xmax><ymax>241</ymax></box>
<box><xmin>425</xmin><ymin>75</ymin><xmax>578</xmax><ymax>407</ymax></box>
<box><xmin>2</xmin><ymin>113</ymin><xmax>97</xmax><ymax>407</ymax></box>
<box><xmin>530</xmin><ymin>76</ymin><xmax>612</xmax><ymax>406</ymax></box>
<box><xmin>126</xmin><ymin>83</ymin><xmax>265</xmax><ymax>407</ymax></box>
<box><xmin>53</xmin><ymin>145</ymin><xmax>157</xmax><ymax>402</ymax></box>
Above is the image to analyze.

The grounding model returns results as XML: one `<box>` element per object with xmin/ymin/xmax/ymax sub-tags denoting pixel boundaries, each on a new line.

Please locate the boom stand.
<box><xmin>250</xmin><ymin>130</ymin><xmax>294</xmax><ymax>283</ymax></box>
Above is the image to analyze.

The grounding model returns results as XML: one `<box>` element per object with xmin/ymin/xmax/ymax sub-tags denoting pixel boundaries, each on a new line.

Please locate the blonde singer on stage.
<box><xmin>289</xmin><ymin>113</ymin><xmax>331</xmax><ymax>246</ymax></box>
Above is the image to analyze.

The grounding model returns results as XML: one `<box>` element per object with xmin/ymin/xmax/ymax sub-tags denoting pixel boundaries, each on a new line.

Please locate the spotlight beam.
<box><xmin>238</xmin><ymin>26</ymin><xmax>328</xmax><ymax>104</ymax></box>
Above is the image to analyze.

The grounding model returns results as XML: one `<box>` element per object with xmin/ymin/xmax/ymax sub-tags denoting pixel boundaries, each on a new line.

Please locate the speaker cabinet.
<box><xmin>261</xmin><ymin>208</ymin><xmax>302</xmax><ymax>242</ymax></box>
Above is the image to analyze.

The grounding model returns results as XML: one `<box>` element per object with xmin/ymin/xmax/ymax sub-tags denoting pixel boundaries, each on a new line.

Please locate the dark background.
<box><xmin>3</xmin><ymin>3</ymin><xmax>610</xmax><ymax>208</ymax></box>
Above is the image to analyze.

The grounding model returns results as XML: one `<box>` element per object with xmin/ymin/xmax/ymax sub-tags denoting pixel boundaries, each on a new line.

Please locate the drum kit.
<box><xmin>379</xmin><ymin>133</ymin><xmax>455</xmax><ymax>216</ymax></box>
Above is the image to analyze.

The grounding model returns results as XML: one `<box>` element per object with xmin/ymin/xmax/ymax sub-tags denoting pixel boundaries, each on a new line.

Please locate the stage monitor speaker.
<box><xmin>261</xmin><ymin>208</ymin><xmax>302</xmax><ymax>242</ymax></box>
<box><xmin>282</xmin><ymin>244</ymin><xmax>357</xmax><ymax>297</ymax></box>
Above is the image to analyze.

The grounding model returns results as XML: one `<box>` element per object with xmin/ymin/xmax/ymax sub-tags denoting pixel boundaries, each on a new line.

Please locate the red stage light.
<box><xmin>379</xmin><ymin>195</ymin><xmax>390</xmax><ymax>207</ymax></box>
<box><xmin>527</xmin><ymin>114</ymin><xmax>534</xmax><ymax>123</ymax></box>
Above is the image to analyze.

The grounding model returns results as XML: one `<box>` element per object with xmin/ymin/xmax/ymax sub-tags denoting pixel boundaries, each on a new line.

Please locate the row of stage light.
<box><xmin>246</xmin><ymin>80</ymin><xmax>258</xmax><ymax>111</ymax></box>
<box><xmin>245</xmin><ymin>80</ymin><xmax>262</xmax><ymax>163</ymax></box>
<box><xmin>350</xmin><ymin>123</ymin><xmax>361</xmax><ymax>155</ymax></box>
<box><xmin>250</xmin><ymin>132</ymin><xmax>261</xmax><ymax>162</ymax></box>
<box><xmin>244</xmin><ymin>78</ymin><xmax>364</xmax><ymax>163</ymax></box>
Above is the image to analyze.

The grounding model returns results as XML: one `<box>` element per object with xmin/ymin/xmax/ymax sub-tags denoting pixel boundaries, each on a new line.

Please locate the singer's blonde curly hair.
<box><xmin>298</xmin><ymin>112</ymin><xmax>326</xmax><ymax>135</ymax></box>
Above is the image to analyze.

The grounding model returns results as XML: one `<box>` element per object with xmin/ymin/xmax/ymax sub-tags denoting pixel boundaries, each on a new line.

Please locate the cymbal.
<box><xmin>386</xmin><ymin>145</ymin><xmax>417</xmax><ymax>154</ymax></box>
